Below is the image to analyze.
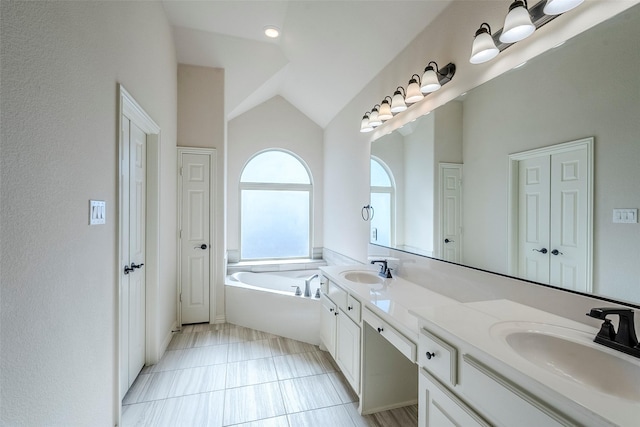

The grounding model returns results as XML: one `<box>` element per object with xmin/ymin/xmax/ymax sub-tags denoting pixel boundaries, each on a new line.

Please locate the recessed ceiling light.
<box><xmin>264</xmin><ymin>26</ymin><xmax>280</xmax><ymax>39</ymax></box>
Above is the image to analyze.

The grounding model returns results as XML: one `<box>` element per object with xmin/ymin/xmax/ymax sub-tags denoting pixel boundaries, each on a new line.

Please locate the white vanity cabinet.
<box><xmin>336</xmin><ymin>305</ymin><xmax>361</xmax><ymax>393</ymax></box>
<box><xmin>320</xmin><ymin>293</ymin><xmax>337</xmax><ymax>358</ymax></box>
<box><xmin>419</xmin><ymin>368</ymin><xmax>489</xmax><ymax>427</ymax></box>
<box><xmin>418</xmin><ymin>326</ymin><xmax>487</xmax><ymax>426</ymax></box>
<box><xmin>418</xmin><ymin>322</ymin><xmax>590</xmax><ymax>427</ymax></box>
<box><xmin>320</xmin><ymin>278</ymin><xmax>362</xmax><ymax>394</ymax></box>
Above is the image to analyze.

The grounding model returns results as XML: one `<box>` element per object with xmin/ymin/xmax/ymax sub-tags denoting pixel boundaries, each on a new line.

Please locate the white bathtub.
<box><xmin>225</xmin><ymin>270</ymin><xmax>322</xmax><ymax>345</ymax></box>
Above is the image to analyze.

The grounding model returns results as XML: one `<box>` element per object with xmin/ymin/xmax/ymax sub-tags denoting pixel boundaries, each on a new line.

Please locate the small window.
<box><xmin>240</xmin><ymin>150</ymin><xmax>312</xmax><ymax>260</ymax></box>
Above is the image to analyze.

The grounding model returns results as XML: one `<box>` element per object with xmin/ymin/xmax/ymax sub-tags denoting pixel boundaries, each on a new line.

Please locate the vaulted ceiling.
<box><xmin>162</xmin><ymin>1</ymin><xmax>453</xmax><ymax>128</ymax></box>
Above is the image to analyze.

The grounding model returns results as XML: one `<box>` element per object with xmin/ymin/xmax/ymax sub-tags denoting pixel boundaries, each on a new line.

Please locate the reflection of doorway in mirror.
<box><xmin>508</xmin><ymin>138</ymin><xmax>593</xmax><ymax>293</ymax></box>
<box><xmin>370</xmin><ymin>157</ymin><xmax>395</xmax><ymax>247</ymax></box>
<box><xmin>439</xmin><ymin>164</ymin><xmax>463</xmax><ymax>263</ymax></box>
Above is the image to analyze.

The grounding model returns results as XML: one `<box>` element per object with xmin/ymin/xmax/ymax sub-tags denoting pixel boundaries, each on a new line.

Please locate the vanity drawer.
<box><xmin>346</xmin><ymin>294</ymin><xmax>361</xmax><ymax>323</ymax></box>
<box><xmin>363</xmin><ymin>308</ymin><xmax>417</xmax><ymax>362</ymax></box>
<box><xmin>461</xmin><ymin>355</ymin><xmax>575</xmax><ymax>427</ymax></box>
<box><xmin>328</xmin><ymin>280</ymin><xmax>348</xmax><ymax>310</ymax></box>
<box><xmin>419</xmin><ymin>327</ymin><xmax>458</xmax><ymax>387</ymax></box>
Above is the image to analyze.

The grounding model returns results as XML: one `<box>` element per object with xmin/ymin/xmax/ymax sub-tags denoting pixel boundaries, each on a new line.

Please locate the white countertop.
<box><xmin>410</xmin><ymin>299</ymin><xmax>640</xmax><ymax>427</ymax></box>
<box><xmin>321</xmin><ymin>264</ymin><xmax>640</xmax><ymax>426</ymax></box>
<box><xmin>320</xmin><ymin>265</ymin><xmax>458</xmax><ymax>340</ymax></box>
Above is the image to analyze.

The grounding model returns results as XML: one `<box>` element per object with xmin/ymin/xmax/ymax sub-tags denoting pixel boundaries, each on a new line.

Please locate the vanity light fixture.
<box><xmin>420</xmin><ymin>61</ymin><xmax>456</xmax><ymax>93</ymax></box>
<box><xmin>390</xmin><ymin>87</ymin><xmax>407</xmax><ymax>113</ymax></box>
<box><xmin>471</xmin><ymin>0</ymin><xmax>584</xmax><ymax>65</ymax></box>
<box><xmin>359</xmin><ymin>61</ymin><xmax>455</xmax><ymax>131</ymax></box>
<box><xmin>420</xmin><ymin>62</ymin><xmax>441</xmax><ymax>93</ymax></box>
<box><xmin>360</xmin><ymin>112</ymin><xmax>374</xmax><ymax>133</ymax></box>
<box><xmin>378</xmin><ymin>96</ymin><xmax>394</xmax><ymax>121</ymax></box>
<box><xmin>543</xmin><ymin>0</ymin><xmax>584</xmax><ymax>15</ymax></box>
<box><xmin>500</xmin><ymin>0</ymin><xmax>535</xmax><ymax>43</ymax></box>
<box><xmin>368</xmin><ymin>105</ymin><xmax>382</xmax><ymax>127</ymax></box>
<box><xmin>470</xmin><ymin>23</ymin><xmax>500</xmax><ymax>64</ymax></box>
<box><xmin>405</xmin><ymin>74</ymin><xmax>424</xmax><ymax>104</ymax></box>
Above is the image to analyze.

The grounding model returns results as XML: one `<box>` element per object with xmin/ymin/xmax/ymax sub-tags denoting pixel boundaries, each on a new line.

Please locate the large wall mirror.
<box><xmin>370</xmin><ymin>4</ymin><xmax>640</xmax><ymax>305</ymax></box>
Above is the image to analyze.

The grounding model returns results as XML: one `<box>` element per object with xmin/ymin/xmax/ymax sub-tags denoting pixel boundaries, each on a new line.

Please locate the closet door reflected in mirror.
<box><xmin>509</xmin><ymin>139</ymin><xmax>592</xmax><ymax>293</ymax></box>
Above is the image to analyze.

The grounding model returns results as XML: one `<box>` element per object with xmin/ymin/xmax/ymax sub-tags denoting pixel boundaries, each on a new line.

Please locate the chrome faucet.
<box><xmin>370</xmin><ymin>260</ymin><xmax>392</xmax><ymax>278</ymax></box>
<box><xmin>304</xmin><ymin>274</ymin><xmax>319</xmax><ymax>297</ymax></box>
<box><xmin>586</xmin><ymin>307</ymin><xmax>640</xmax><ymax>358</ymax></box>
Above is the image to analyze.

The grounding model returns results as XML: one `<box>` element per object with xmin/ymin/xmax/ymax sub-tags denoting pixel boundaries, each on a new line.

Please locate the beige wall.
<box><xmin>177</xmin><ymin>64</ymin><xmax>227</xmax><ymax>322</ymax></box>
<box><xmin>1</xmin><ymin>1</ymin><xmax>177</xmax><ymax>424</ymax></box>
<box><xmin>227</xmin><ymin>96</ymin><xmax>324</xmax><ymax>261</ymax></box>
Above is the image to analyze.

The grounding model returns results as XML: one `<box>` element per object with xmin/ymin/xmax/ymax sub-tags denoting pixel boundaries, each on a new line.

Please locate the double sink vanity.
<box><xmin>319</xmin><ymin>264</ymin><xmax>640</xmax><ymax>426</ymax></box>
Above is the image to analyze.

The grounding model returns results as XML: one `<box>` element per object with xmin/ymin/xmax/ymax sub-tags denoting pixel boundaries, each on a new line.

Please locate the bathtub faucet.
<box><xmin>304</xmin><ymin>274</ymin><xmax>319</xmax><ymax>297</ymax></box>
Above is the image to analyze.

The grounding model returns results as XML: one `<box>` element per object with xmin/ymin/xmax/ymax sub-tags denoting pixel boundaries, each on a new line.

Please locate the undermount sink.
<box><xmin>341</xmin><ymin>271</ymin><xmax>383</xmax><ymax>284</ymax></box>
<box><xmin>491</xmin><ymin>322</ymin><xmax>640</xmax><ymax>402</ymax></box>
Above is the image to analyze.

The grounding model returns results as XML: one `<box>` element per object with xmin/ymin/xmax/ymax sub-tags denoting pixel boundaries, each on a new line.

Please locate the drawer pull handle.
<box><xmin>425</xmin><ymin>351</ymin><xmax>435</xmax><ymax>360</ymax></box>
<box><xmin>377</xmin><ymin>327</ymin><xmax>384</xmax><ymax>333</ymax></box>
<box><xmin>348</xmin><ymin>306</ymin><xmax>353</xmax><ymax>310</ymax></box>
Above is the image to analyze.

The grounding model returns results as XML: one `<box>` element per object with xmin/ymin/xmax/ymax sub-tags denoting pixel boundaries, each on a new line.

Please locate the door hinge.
<box><xmin>179</xmin><ymin>229</ymin><xmax>182</xmax><ymax>239</ymax></box>
<box><xmin>180</xmin><ymin>167</ymin><xmax>183</xmax><ymax>176</ymax></box>
<box><xmin>179</xmin><ymin>292</ymin><xmax>182</xmax><ymax>302</ymax></box>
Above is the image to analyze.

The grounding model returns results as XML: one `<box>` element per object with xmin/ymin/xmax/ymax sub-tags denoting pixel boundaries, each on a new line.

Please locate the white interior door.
<box><xmin>128</xmin><ymin>122</ymin><xmax>146</xmax><ymax>385</ymax></box>
<box><xmin>549</xmin><ymin>147</ymin><xmax>589</xmax><ymax>290</ymax></box>
<box><xmin>179</xmin><ymin>151</ymin><xmax>213</xmax><ymax>325</ymax></box>
<box><xmin>515</xmin><ymin>140</ymin><xmax>591</xmax><ymax>291</ymax></box>
<box><xmin>439</xmin><ymin>163</ymin><xmax>463</xmax><ymax>263</ymax></box>
<box><xmin>518</xmin><ymin>156</ymin><xmax>551</xmax><ymax>282</ymax></box>
<box><xmin>119</xmin><ymin>117</ymin><xmax>147</xmax><ymax>395</ymax></box>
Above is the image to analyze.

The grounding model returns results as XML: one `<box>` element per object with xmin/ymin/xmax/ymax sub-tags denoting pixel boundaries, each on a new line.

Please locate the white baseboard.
<box><xmin>214</xmin><ymin>314</ymin><xmax>226</xmax><ymax>324</ymax></box>
<box><xmin>160</xmin><ymin>320</ymin><xmax>178</xmax><ymax>355</ymax></box>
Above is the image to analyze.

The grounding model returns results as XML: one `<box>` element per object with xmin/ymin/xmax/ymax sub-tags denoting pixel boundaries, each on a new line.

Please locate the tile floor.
<box><xmin>122</xmin><ymin>323</ymin><xmax>418</xmax><ymax>426</ymax></box>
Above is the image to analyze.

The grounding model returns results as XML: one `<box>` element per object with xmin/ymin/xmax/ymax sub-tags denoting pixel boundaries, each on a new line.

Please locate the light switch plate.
<box><xmin>612</xmin><ymin>208</ymin><xmax>637</xmax><ymax>224</ymax></box>
<box><xmin>89</xmin><ymin>200</ymin><xmax>106</xmax><ymax>225</ymax></box>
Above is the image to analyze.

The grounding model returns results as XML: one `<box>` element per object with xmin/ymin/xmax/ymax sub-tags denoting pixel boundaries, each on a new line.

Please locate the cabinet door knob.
<box><xmin>377</xmin><ymin>327</ymin><xmax>384</xmax><ymax>333</ymax></box>
<box><xmin>347</xmin><ymin>306</ymin><xmax>353</xmax><ymax>310</ymax></box>
<box><xmin>426</xmin><ymin>351</ymin><xmax>435</xmax><ymax>360</ymax></box>
<box><xmin>329</xmin><ymin>308</ymin><xmax>334</xmax><ymax>312</ymax></box>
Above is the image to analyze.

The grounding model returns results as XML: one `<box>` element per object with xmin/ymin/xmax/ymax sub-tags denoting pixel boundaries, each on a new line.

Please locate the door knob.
<box><xmin>551</xmin><ymin>249</ymin><xmax>563</xmax><ymax>256</ymax></box>
<box><xmin>131</xmin><ymin>262</ymin><xmax>144</xmax><ymax>269</ymax></box>
<box><xmin>124</xmin><ymin>265</ymin><xmax>134</xmax><ymax>275</ymax></box>
<box><xmin>195</xmin><ymin>244</ymin><xmax>208</xmax><ymax>250</ymax></box>
<box><xmin>444</xmin><ymin>238</ymin><xmax>455</xmax><ymax>243</ymax></box>
<box><xmin>532</xmin><ymin>248</ymin><xmax>548</xmax><ymax>254</ymax></box>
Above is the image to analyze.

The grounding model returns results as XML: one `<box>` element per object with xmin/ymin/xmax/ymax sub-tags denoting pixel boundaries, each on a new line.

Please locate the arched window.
<box><xmin>240</xmin><ymin>150</ymin><xmax>312</xmax><ymax>260</ymax></box>
<box><xmin>370</xmin><ymin>157</ymin><xmax>395</xmax><ymax>247</ymax></box>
